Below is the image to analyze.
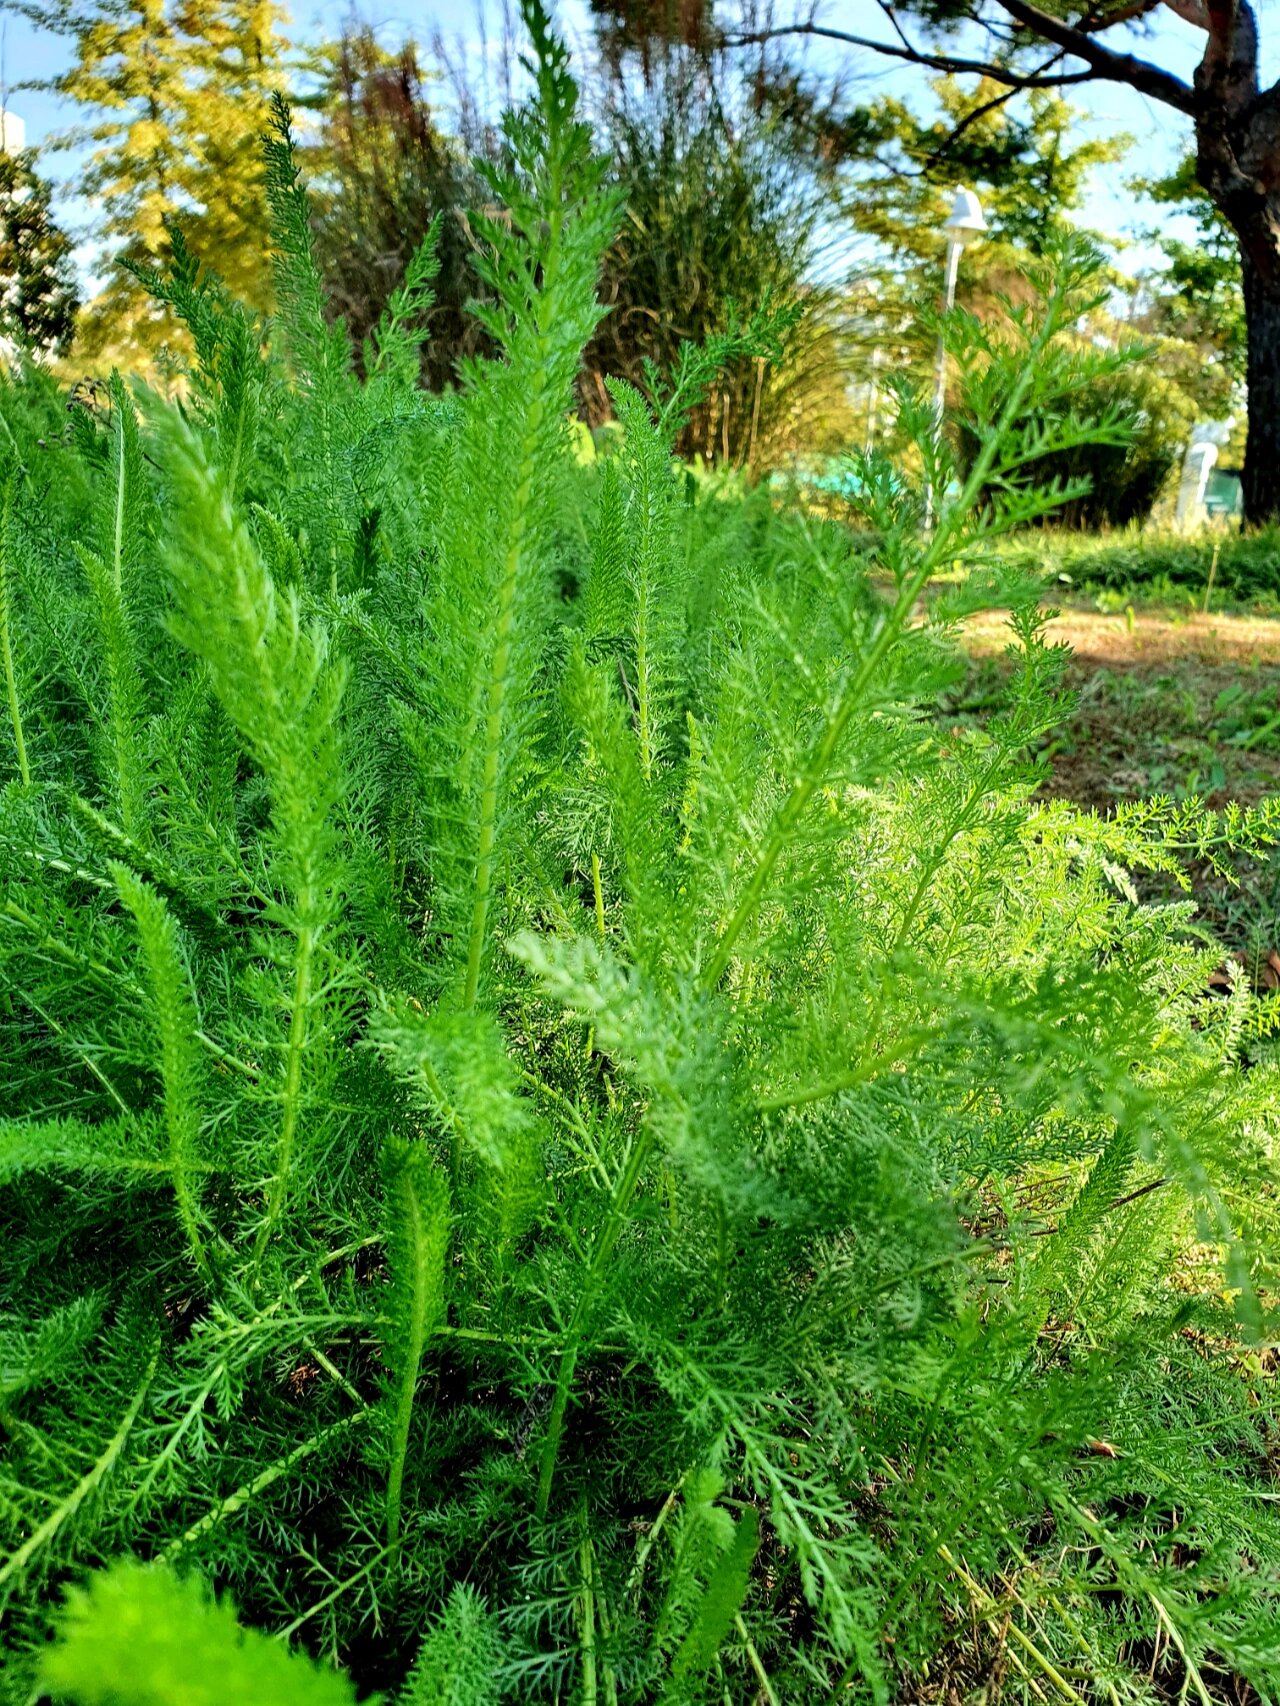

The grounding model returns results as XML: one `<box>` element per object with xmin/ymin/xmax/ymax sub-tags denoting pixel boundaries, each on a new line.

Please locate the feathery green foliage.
<box><xmin>1</xmin><ymin>6</ymin><xmax>1278</xmax><ymax>1703</ymax></box>
<box><xmin>380</xmin><ymin>1135</ymin><xmax>449</xmax><ymax>1548</ymax></box>
<box><xmin>401</xmin><ymin>1584</ymin><xmax>505</xmax><ymax>1706</ymax></box>
<box><xmin>41</xmin><ymin>1560</ymin><xmax>361</xmax><ymax>1706</ymax></box>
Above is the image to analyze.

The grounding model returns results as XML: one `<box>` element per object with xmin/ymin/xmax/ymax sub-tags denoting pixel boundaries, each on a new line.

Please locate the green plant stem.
<box><xmin>92</xmin><ymin>395</ymin><xmax>148</xmax><ymax>837</ymax></box>
<box><xmin>578</xmin><ymin>1531</ymin><xmax>599</xmax><ymax>1706</ymax></box>
<box><xmin>462</xmin><ymin>171</ymin><xmax>565</xmax><ymax>1013</ymax></box>
<box><xmin>0</xmin><ymin>609</ymin><xmax>28</xmax><ymax>785</ymax></box>
<box><xmin>463</xmin><ymin>477</ymin><xmax>534</xmax><ymax>1009</ymax></box>
<box><xmin>935</xmin><ymin>1543</ymin><xmax>1085</xmax><ymax>1706</ymax></box>
<box><xmin>0</xmin><ymin>398</ymin><xmax>18</xmax><ymax>459</ymax></box>
<box><xmin>224</xmin><ymin>381</ymin><xmax>252</xmax><ymax>502</ymax></box>
<box><xmin>592</xmin><ymin>851</ymin><xmax>606</xmax><ymax>940</ymax></box>
<box><xmin>253</xmin><ymin>917</ymin><xmax>316</xmax><ymax>1271</ymax></box>
<box><xmin>757</xmin><ymin>1028</ymin><xmax>945</xmax><ymax>1111</ymax></box>
<box><xmin>888</xmin><ymin>750</ymin><xmax>1008</xmax><ymax>954</ymax></box>
<box><xmin>626</xmin><ymin>1473</ymin><xmax>690</xmax><ymax>1603</ymax></box>
<box><xmin>90</xmin><ymin>566</ymin><xmax>146</xmax><ymax>838</ymax></box>
<box><xmin>111</xmin><ymin>400</ymin><xmax>127</xmax><ymax>593</ymax></box>
<box><xmin>735</xmin><ymin>1613</ymin><xmax>779</xmax><ymax>1706</ymax></box>
<box><xmin>535</xmin><ymin>1124</ymin><xmax>657</xmax><ymax>1517</ymax></box>
<box><xmin>26</xmin><ymin>992</ymin><xmax>131</xmax><ymax>1116</ymax></box>
<box><xmin>128</xmin><ymin>1360</ymin><xmax>226</xmax><ymax>1515</ymax></box>
<box><xmin>419</xmin><ymin>1051</ymin><xmax>464</xmax><ymax>1196</ymax></box>
<box><xmin>1201</xmin><ymin>539</ymin><xmax>1219</xmax><ymax>615</ymax></box>
<box><xmin>164</xmin><ymin>1410</ymin><xmax>371</xmax><ymax>1559</ymax></box>
<box><xmin>0</xmin><ymin>481</ymin><xmax>29</xmax><ymax>786</ymax></box>
<box><xmin>169</xmin><ymin>1121</ymin><xmax>211</xmax><ymax>1284</ymax></box>
<box><xmin>276</xmin><ymin>1547</ymin><xmax>391</xmax><ymax>1643</ymax></box>
<box><xmin>385</xmin><ymin>1183</ymin><xmax>436</xmax><ymax>1549</ymax></box>
<box><xmin>302</xmin><ymin>1337</ymin><xmax>365</xmax><ymax>1406</ymax></box>
<box><xmin>634</xmin><ymin>534</ymin><xmax>655</xmax><ymax>782</ymax></box>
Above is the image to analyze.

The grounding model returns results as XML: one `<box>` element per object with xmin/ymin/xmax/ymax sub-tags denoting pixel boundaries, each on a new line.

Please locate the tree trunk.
<box><xmin>1240</xmin><ymin>244</ymin><xmax>1280</xmax><ymax>528</ymax></box>
<box><xmin>1184</xmin><ymin>0</ymin><xmax>1280</xmax><ymax>524</ymax></box>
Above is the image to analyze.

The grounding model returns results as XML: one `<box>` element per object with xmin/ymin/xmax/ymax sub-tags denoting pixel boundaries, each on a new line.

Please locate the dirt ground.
<box><xmin>953</xmin><ymin>599</ymin><xmax>1280</xmax><ymax>967</ymax></box>
<box><xmin>963</xmin><ymin>606</ymin><xmax>1280</xmax><ymax>668</ymax></box>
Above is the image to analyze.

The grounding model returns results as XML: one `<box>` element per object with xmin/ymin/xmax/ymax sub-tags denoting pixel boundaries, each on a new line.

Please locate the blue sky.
<box><xmin>0</xmin><ymin>0</ymin><xmax>1234</xmax><ymax>280</ymax></box>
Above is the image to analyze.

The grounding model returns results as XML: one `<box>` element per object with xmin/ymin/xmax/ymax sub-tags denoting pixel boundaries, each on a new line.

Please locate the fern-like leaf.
<box><xmin>41</xmin><ymin>1561</ymin><xmax>361</xmax><ymax>1706</ymax></box>
<box><xmin>382</xmin><ymin>1137</ymin><xmax>450</xmax><ymax>1547</ymax></box>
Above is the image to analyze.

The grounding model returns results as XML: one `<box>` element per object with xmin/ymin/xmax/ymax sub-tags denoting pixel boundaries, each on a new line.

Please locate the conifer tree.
<box><xmin>0</xmin><ymin>146</ymin><xmax>79</xmax><ymax>357</ymax></box>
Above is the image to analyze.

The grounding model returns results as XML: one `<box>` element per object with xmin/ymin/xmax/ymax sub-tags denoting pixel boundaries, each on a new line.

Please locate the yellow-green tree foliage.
<box><xmin>34</xmin><ymin>0</ymin><xmax>287</xmax><ymax>369</ymax></box>
<box><xmin>842</xmin><ymin>79</ymin><xmax>1209</xmax><ymax>519</ymax></box>
<box><xmin>847</xmin><ymin>78</ymin><xmax>1129</xmax><ymax>376</ymax></box>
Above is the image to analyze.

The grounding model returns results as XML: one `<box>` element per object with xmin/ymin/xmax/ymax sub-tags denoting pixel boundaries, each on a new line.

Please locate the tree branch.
<box><xmin>721</xmin><ymin>22</ymin><xmax>1101</xmax><ymax>90</ymax></box>
<box><xmin>991</xmin><ymin>0</ymin><xmax>1199</xmax><ymax>110</ymax></box>
<box><xmin>1064</xmin><ymin>0</ymin><xmax>1168</xmax><ymax>32</ymax></box>
<box><xmin>725</xmin><ymin>5</ymin><xmax>1197</xmax><ymax>113</ymax></box>
<box><xmin>1157</xmin><ymin>0</ymin><xmax>1210</xmax><ymax>30</ymax></box>
<box><xmin>923</xmin><ymin>80</ymin><xmax>1030</xmax><ymax>163</ymax></box>
<box><xmin>878</xmin><ymin>1</ymin><xmax>920</xmax><ymax>55</ymax></box>
<box><xmin>918</xmin><ymin>50</ymin><xmax>1078</xmax><ymax>165</ymax></box>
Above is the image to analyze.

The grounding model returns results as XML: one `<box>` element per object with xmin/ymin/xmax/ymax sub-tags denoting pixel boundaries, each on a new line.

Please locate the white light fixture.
<box><xmin>944</xmin><ymin>186</ymin><xmax>988</xmax><ymax>248</ymax></box>
<box><xmin>927</xmin><ymin>186</ymin><xmax>987</xmax><ymax>528</ymax></box>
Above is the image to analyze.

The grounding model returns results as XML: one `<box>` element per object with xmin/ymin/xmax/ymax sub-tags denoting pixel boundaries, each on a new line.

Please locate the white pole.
<box><xmin>925</xmin><ymin>236</ymin><xmax>961</xmax><ymax>529</ymax></box>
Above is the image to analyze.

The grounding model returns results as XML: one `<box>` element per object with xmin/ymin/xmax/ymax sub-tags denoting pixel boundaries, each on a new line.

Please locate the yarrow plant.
<box><xmin>1</xmin><ymin>6</ymin><xmax>1279</xmax><ymax>1703</ymax></box>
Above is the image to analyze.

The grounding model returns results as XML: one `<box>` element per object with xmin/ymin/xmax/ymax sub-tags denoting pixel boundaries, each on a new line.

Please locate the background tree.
<box><xmin>841</xmin><ymin>76</ymin><xmax>1128</xmax><ymax>401</ymax></box>
<box><xmin>584</xmin><ymin>38</ymin><xmax>853</xmax><ymax>468</ymax></box>
<box><xmin>580</xmin><ymin>4</ymin><xmax>865</xmax><ymax>466</ymax></box>
<box><xmin>585</xmin><ymin>11</ymin><xmax>1203</xmax><ymax>507</ymax></box>
<box><xmin>303</xmin><ymin>27</ymin><xmax>494</xmax><ymax>389</ymax></box>
<box><xmin>711</xmin><ymin>0</ymin><xmax>1280</xmax><ymax>527</ymax></box>
<box><xmin>174</xmin><ymin>0</ymin><xmax>290</xmax><ymax>309</ymax></box>
<box><xmin>1131</xmin><ymin>155</ymin><xmax>1246</xmax><ymax>434</ymax></box>
<box><xmin>19</xmin><ymin>0</ymin><xmax>287</xmax><ymax>366</ymax></box>
<box><xmin>0</xmin><ymin>146</ymin><xmax>79</xmax><ymax>356</ymax></box>
<box><xmin>829</xmin><ymin>75</ymin><xmax>1196</xmax><ymax>523</ymax></box>
<box><xmin>849</xmin><ymin>75</ymin><xmax>1128</xmax><ymax>265</ymax></box>
<box><xmin>302</xmin><ymin>8</ymin><xmax>852</xmax><ymax>469</ymax></box>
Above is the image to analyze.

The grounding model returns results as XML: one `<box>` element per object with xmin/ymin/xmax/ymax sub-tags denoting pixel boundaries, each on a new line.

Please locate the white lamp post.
<box><xmin>927</xmin><ymin>186</ymin><xmax>987</xmax><ymax>525</ymax></box>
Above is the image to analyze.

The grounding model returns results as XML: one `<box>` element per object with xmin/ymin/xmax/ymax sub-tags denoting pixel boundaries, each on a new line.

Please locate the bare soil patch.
<box><xmin>962</xmin><ymin>606</ymin><xmax>1280</xmax><ymax>669</ymax></box>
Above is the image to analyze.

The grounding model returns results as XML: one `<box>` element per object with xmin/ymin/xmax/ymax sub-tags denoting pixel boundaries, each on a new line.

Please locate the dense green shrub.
<box><xmin>1000</xmin><ymin>526</ymin><xmax>1280</xmax><ymax>600</ymax></box>
<box><xmin>304</xmin><ymin>27</ymin><xmax>497</xmax><ymax>393</ymax></box>
<box><xmin>3</xmin><ymin>9</ymin><xmax>1280</xmax><ymax>1703</ymax></box>
<box><xmin>957</xmin><ymin>327</ymin><xmax>1196</xmax><ymax>530</ymax></box>
<box><xmin>583</xmin><ymin>47</ymin><xmax>850</xmax><ymax>470</ymax></box>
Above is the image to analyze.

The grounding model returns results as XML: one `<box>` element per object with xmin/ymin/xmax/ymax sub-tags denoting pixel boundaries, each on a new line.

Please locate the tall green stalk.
<box><xmin>535</xmin><ymin>1120</ymin><xmax>657</xmax><ymax>1517</ymax></box>
<box><xmin>701</xmin><ymin>275</ymin><xmax>1076</xmax><ymax>993</ymax></box>
<box><xmin>253</xmin><ymin>916</ymin><xmax>316</xmax><ymax>1272</ymax></box>
<box><xmin>80</xmin><ymin>377</ymin><xmax>149</xmax><ymax>837</ymax></box>
<box><xmin>381</xmin><ymin>1141</ymin><xmax>448</xmax><ymax>1547</ymax></box>
<box><xmin>114</xmin><ymin>865</ymin><xmax>212</xmax><ymax>1282</ymax></box>
<box><xmin>462</xmin><ymin>207</ymin><xmax>564</xmax><ymax>1013</ymax></box>
<box><xmin>0</xmin><ymin>475</ymin><xmax>29</xmax><ymax>786</ymax></box>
